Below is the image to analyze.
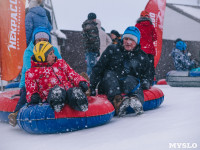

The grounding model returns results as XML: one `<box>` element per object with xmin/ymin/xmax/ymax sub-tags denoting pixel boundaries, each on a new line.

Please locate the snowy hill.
<box><xmin>0</xmin><ymin>85</ymin><xmax>199</xmax><ymax>150</ymax></box>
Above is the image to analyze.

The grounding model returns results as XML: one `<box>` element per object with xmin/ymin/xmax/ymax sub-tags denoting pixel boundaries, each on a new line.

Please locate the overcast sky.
<box><xmin>51</xmin><ymin>0</ymin><xmax>199</xmax><ymax>33</ymax></box>
<box><xmin>26</xmin><ymin>0</ymin><xmax>199</xmax><ymax>34</ymax></box>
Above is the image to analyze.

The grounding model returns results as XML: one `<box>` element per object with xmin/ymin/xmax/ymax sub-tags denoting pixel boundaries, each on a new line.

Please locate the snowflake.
<box><xmin>50</xmin><ymin>77</ymin><xmax>57</xmax><ymax>84</ymax></box>
<box><xmin>30</xmin><ymin>83</ymin><xmax>36</xmax><ymax>89</ymax></box>
<box><xmin>34</xmin><ymin>69</ymin><xmax>38</xmax><ymax>73</ymax></box>
<box><xmin>44</xmin><ymin>69</ymin><xmax>51</xmax><ymax>74</ymax></box>
<box><xmin>43</xmin><ymin>90</ymin><xmax>48</xmax><ymax>96</ymax></box>
<box><xmin>28</xmin><ymin>72</ymin><xmax>34</xmax><ymax>78</ymax></box>
<box><xmin>53</xmin><ymin>67</ymin><xmax>59</xmax><ymax>73</ymax></box>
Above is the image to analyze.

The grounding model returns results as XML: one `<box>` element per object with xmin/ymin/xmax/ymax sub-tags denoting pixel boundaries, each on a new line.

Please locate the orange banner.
<box><xmin>145</xmin><ymin>0</ymin><xmax>166</xmax><ymax>68</ymax></box>
<box><xmin>0</xmin><ymin>0</ymin><xmax>26</xmax><ymax>81</ymax></box>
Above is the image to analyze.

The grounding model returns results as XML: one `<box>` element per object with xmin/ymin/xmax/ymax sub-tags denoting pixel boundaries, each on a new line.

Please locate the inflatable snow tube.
<box><xmin>126</xmin><ymin>86</ymin><xmax>164</xmax><ymax>113</ymax></box>
<box><xmin>166</xmin><ymin>70</ymin><xmax>200</xmax><ymax>87</ymax></box>
<box><xmin>5</xmin><ymin>82</ymin><xmax>20</xmax><ymax>89</ymax></box>
<box><xmin>157</xmin><ymin>79</ymin><xmax>167</xmax><ymax>85</ymax></box>
<box><xmin>17</xmin><ymin>95</ymin><xmax>115</xmax><ymax>134</ymax></box>
<box><xmin>0</xmin><ymin>90</ymin><xmax>20</xmax><ymax>122</ymax></box>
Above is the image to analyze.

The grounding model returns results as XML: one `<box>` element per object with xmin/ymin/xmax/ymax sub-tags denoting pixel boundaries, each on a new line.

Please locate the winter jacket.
<box><xmin>25</xmin><ymin>6</ymin><xmax>52</xmax><ymax>45</ymax></box>
<box><xmin>19</xmin><ymin>27</ymin><xmax>62</xmax><ymax>88</ymax></box>
<box><xmin>135</xmin><ymin>17</ymin><xmax>157</xmax><ymax>56</ymax></box>
<box><xmin>90</xmin><ymin>44</ymin><xmax>150</xmax><ymax>90</ymax></box>
<box><xmin>25</xmin><ymin>59</ymin><xmax>88</xmax><ymax>103</ymax></box>
<box><xmin>171</xmin><ymin>48</ymin><xmax>196</xmax><ymax>71</ymax></box>
<box><xmin>96</xmin><ymin>19</ymin><xmax>112</xmax><ymax>58</ymax></box>
<box><xmin>82</xmin><ymin>20</ymin><xmax>100</xmax><ymax>55</ymax></box>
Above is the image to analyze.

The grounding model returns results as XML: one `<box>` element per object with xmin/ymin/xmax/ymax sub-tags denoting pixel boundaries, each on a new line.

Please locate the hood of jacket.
<box><xmin>29</xmin><ymin>6</ymin><xmax>46</xmax><ymax>17</ymax></box>
<box><xmin>96</xmin><ymin>19</ymin><xmax>101</xmax><ymax>29</ymax></box>
<box><xmin>31</xmin><ymin>27</ymin><xmax>51</xmax><ymax>44</ymax></box>
<box><xmin>136</xmin><ymin>17</ymin><xmax>152</xmax><ymax>26</ymax></box>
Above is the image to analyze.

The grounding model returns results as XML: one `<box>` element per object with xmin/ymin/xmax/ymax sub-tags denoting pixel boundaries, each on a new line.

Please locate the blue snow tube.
<box><xmin>17</xmin><ymin>95</ymin><xmax>115</xmax><ymax>134</ymax></box>
<box><xmin>5</xmin><ymin>82</ymin><xmax>20</xmax><ymax>89</ymax></box>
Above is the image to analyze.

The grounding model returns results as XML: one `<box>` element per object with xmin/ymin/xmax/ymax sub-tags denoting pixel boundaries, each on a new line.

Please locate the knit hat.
<box><xmin>33</xmin><ymin>41</ymin><xmax>54</xmax><ymax>62</ymax></box>
<box><xmin>35</xmin><ymin>32</ymin><xmax>49</xmax><ymax>41</ymax></box>
<box><xmin>88</xmin><ymin>12</ymin><xmax>96</xmax><ymax>20</ymax></box>
<box><xmin>140</xmin><ymin>10</ymin><xmax>150</xmax><ymax>18</ymax></box>
<box><xmin>176</xmin><ymin>41</ymin><xmax>187</xmax><ymax>51</ymax></box>
<box><xmin>122</xmin><ymin>26</ymin><xmax>141</xmax><ymax>44</ymax></box>
<box><xmin>111</xmin><ymin>30</ymin><xmax>120</xmax><ymax>38</ymax></box>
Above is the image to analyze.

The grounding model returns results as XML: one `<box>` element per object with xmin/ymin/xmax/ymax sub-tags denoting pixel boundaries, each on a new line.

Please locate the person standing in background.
<box><xmin>25</xmin><ymin>0</ymin><xmax>52</xmax><ymax>46</ymax></box>
<box><xmin>110</xmin><ymin>30</ymin><xmax>121</xmax><ymax>45</ymax></box>
<box><xmin>135</xmin><ymin>10</ymin><xmax>157</xmax><ymax>85</ymax></box>
<box><xmin>82</xmin><ymin>13</ymin><xmax>100</xmax><ymax>77</ymax></box>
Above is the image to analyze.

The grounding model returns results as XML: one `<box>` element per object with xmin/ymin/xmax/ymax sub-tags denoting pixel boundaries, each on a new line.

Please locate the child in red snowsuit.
<box><xmin>25</xmin><ymin>41</ymin><xmax>89</xmax><ymax>112</ymax></box>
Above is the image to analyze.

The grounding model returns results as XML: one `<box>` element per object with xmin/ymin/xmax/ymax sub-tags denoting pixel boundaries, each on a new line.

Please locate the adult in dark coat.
<box><xmin>82</xmin><ymin>13</ymin><xmax>100</xmax><ymax>77</ymax></box>
<box><xmin>90</xmin><ymin>26</ymin><xmax>150</xmax><ymax>117</ymax></box>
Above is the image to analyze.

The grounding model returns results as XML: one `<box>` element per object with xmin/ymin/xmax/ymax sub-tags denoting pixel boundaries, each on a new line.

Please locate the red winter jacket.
<box><xmin>135</xmin><ymin>18</ymin><xmax>157</xmax><ymax>56</ymax></box>
<box><xmin>25</xmin><ymin>59</ymin><xmax>88</xmax><ymax>103</ymax></box>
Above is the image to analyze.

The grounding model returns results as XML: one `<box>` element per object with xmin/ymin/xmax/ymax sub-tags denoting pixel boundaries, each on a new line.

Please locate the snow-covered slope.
<box><xmin>0</xmin><ymin>85</ymin><xmax>199</xmax><ymax>150</ymax></box>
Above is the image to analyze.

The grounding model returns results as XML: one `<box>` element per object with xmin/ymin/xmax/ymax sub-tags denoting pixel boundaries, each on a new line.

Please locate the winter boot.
<box><xmin>8</xmin><ymin>111</ymin><xmax>18</xmax><ymax>127</ymax></box>
<box><xmin>80</xmin><ymin>72</ymin><xmax>90</xmax><ymax>96</ymax></box>
<box><xmin>113</xmin><ymin>95</ymin><xmax>129</xmax><ymax>117</ymax></box>
<box><xmin>129</xmin><ymin>96</ymin><xmax>144</xmax><ymax>115</ymax></box>
<box><xmin>70</xmin><ymin>87</ymin><xmax>88</xmax><ymax>112</ymax></box>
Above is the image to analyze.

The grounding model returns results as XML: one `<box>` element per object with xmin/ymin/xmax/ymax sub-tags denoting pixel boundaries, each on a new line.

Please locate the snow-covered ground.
<box><xmin>0</xmin><ymin>85</ymin><xmax>200</xmax><ymax>150</ymax></box>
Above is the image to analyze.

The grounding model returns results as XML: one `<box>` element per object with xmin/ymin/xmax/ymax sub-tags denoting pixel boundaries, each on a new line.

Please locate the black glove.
<box><xmin>29</xmin><ymin>93</ymin><xmax>42</xmax><ymax>105</ymax></box>
<box><xmin>79</xmin><ymin>81</ymin><xmax>88</xmax><ymax>93</ymax></box>
<box><xmin>47</xmin><ymin>85</ymin><xmax>66</xmax><ymax>112</ymax></box>
<box><xmin>90</xmin><ymin>88</ymin><xmax>96</xmax><ymax>96</ymax></box>
<box><xmin>141</xmin><ymin>79</ymin><xmax>150</xmax><ymax>90</ymax></box>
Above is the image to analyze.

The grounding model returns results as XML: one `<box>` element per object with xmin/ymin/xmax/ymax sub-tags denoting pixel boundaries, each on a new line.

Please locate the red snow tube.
<box><xmin>157</xmin><ymin>79</ymin><xmax>167</xmax><ymax>85</ymax></box>
<box><xmin>0</xmin><ymin>90</ymin><xmax>20</xmax><ymax>122</ymax></box>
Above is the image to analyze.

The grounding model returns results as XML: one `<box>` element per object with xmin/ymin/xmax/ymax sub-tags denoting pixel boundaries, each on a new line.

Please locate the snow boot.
<box><xmin>129</xmin><ymin>96</ymin><xmax>144</xmax><ymax>115</ymax></box>
<box><xmin>8</xmin><ymin>111</ymin><xmax>18</xmax><ymax>127</ymax></box>
<box><xmin>69</xmin><ymin>87</ymin><xmax>88</xmax><ymax>112</ymax></box>
<box><xmin>113</xmin><ymin>95</ymin><xmax>129</xmax><ymax>117</ymax></box>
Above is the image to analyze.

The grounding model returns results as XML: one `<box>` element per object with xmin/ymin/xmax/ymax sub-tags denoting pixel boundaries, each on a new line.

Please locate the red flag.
<box><xmin>145</xmin><ymin>0</ymin><xmax>166</xmax><ymax>68</ymax></box>
<box><xmin>0</xmin><ymin>0</ymin><xmax>26</xmax><ymax>81</ymax></box>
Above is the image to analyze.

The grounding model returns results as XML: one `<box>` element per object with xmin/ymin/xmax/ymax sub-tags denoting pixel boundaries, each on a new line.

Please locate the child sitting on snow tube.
<box><xmin>9</xmin><ymin>41</ymin><xmax>89</xmax><ymax>127</ymax></box>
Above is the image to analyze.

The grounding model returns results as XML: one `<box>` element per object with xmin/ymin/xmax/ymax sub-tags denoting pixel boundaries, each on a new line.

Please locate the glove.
<box><xmin>47</xmin><ymin>85</ymin><xmax>66</xmax><ymax>112</ymax></box>
<box><xmin>79</xmin><ymin>81</ymin><xmax>88</xmax><ymax>93</ymax></box>
<box><xmin>141</xmin><ymin>79</ymin><xmax>150</xmax><ymax>90</ymax></box>
<box><xmin>29</xmin><ymin>93</ymin><xmax>42</xmax><ymax>104</ymax></box>
<box><xmin>90</xmin><ymin>88</ymin><xmax>96</xmax><ymax>96</ymax></box>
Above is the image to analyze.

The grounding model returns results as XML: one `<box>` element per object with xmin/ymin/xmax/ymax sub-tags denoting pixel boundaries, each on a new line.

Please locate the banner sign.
<box><xmin>0</xmin><ymin>0</ymin><xmax>26</xmax><ymax>81</ymax></box>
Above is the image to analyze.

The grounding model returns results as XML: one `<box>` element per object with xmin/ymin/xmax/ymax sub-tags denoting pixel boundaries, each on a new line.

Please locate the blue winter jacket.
<box><xmin>171</xmin><ymin>48</ymin><xmax>195</xmax><ymax>71</ymax></box>
<box><xmin>25</xmin><ymin>6</ymin><xmax>52</xmax><ymax>45</ymax></box>
<box><xmin>19</xmin><ymin>27</ymin><xmax>62</xmax><ymax>88</ymax></box>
